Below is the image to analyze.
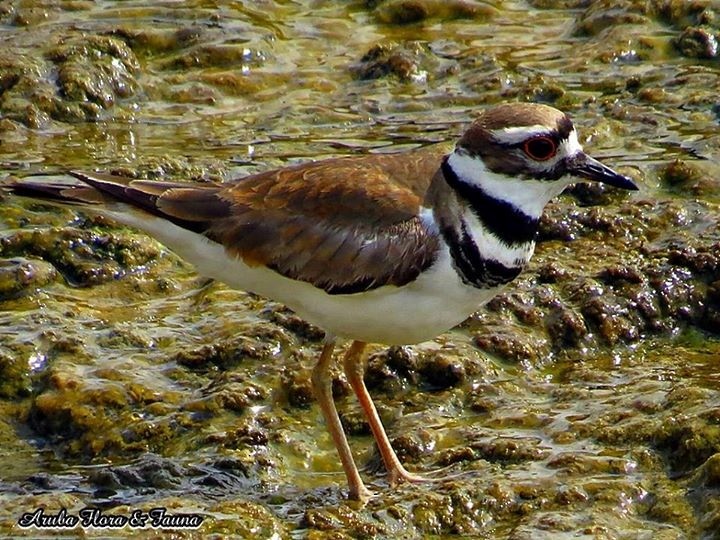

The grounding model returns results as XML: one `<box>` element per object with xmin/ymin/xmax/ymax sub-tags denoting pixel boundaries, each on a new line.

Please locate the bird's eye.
<box><xmin>523</xmin><ymin>136</ymin><xmax>557</xmax><ymax>161</ymax></box>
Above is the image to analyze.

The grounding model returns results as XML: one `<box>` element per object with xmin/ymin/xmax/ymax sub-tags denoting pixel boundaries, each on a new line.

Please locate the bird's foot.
<box><xmin>348</xmin><ymin>483</ymin><xmax>375</xmax><ymax>503</ymax></box>
<box><xmin>386</xmin><ymin>463</ymin><xmax>466</xmax><ymax>487</ymax></box>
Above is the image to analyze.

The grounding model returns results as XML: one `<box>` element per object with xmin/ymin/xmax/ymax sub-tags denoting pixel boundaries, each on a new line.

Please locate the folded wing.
<box><xmin>4</xmin><ymin>148</ymin><xmax>444</xmax><ymax>295</ymax></box>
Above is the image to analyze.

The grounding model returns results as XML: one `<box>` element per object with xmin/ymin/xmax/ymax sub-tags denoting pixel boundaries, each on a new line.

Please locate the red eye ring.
<box><xmin>523</xmin><ymin>136</ymin><xmax>557</xmax><ymax>161</ymax></box>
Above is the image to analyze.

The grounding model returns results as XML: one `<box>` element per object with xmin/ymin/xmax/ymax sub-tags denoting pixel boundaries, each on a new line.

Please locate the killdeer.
<box><xmin>3</xmin><ymin>103</ymin><xmax>637</xmax><ymax>501</ymax></box>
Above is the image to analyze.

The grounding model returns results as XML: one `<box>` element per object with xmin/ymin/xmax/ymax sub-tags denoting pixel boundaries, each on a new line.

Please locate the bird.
<box><xmin>2</xmin><ymin>102</ymin><xmax>638</xmax><ymax>501</ymax></box>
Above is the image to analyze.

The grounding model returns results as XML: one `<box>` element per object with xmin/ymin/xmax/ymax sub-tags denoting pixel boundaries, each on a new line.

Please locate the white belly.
<box><xmin>107</xmin><ymin>210</ymin><xmax>504</xmax><ymax>345</ymax></box>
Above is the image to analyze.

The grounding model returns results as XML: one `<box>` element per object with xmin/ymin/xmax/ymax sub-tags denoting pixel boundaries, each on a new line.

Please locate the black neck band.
<box><xmin>441</xmin><ymin>156</ymin><xmax>539</xmax><ymax>246</ymax></box>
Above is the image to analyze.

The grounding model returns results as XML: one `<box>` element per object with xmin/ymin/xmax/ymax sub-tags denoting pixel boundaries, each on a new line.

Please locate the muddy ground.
<box><xmin>0</xmin><ymin>1</ymin><xmax>719</xmax><ymax>538</ymax></box>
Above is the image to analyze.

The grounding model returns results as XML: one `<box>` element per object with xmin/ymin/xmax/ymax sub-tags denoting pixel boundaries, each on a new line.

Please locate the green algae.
<box><xmin>0</xmin><ymin>0</ymin><xmax>719</xmax><ymax>538</ymax></box>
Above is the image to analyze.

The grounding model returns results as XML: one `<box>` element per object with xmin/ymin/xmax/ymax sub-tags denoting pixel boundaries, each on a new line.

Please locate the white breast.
<box><xmin>105</xmin><ymin>208</ymin><xmax>501</xmax><ymax>345</ymax></box>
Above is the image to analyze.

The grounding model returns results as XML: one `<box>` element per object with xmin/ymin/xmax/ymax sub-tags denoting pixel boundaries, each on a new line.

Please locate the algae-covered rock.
<box><xmin>0</xmin><ymin>35</ymin><xmax>140</xmax><ymax>126</ymax></box>
<box><xmin>1</xmin><ymin>0</ymin><xmax>720</xmax><ymax>538</ymax></box>
<box><xmin>48</xmin><ymin>35</ymin><xmax>139</xmax><ymax>110</ymax></box>
<box><xmin>462</xmin><ymin>197</ymin><xmax>720</xmax><ymax>366</ymax></box>
<box><xmin>373</xmin><ymin>0</ymin><xmax>496</xmax><ymax>24</ymax></box>
<box><xmin>109</xmin><ymin>26</ymin><xmax>203</xmax><ymax>56</ymax></box>
<box><xmin>659</xmin><ymin>158</ymin><xmax>720</xmax><ymax>199</ymax></box>
<box><xmin>0</xmin><ymin>349</ymin><xmax>32</xmax><ymax>399</ymax></box>
<box><xmin>0</xmin><ymin>226</ymin><xmax>161</xmax><ymax>287</ymax></box>
<box><xmin>0</xmin><ymin>50</ymin><xmax>55</xmax><ymax>128</ymax></box>
<box><xmin>573</xmin><ymin>0</ymin><xmax>650</xmax><ymax>36</ymax></box>
<box><xmin>351</xmin><ymin>42</ymin><xmax>441</xmax><ymax>82</ymax></box>
<box><xmin>0</xmin><ymin>256</ymin><xmax>57</xmax><ymax>300</ymax></box>
<box><xmin>474</xmin><ymin>328</ymin><xmax>550</xmax><ymax>364</ymax></box>
<box><xmin>675</xmin><ymin>26</ymin><xmax>720</xmax><ymax>58</ymax></box>
<box><xmin>158</xmin><ymin>44</ymin><xmax>267</xmax><ymax>72</ymax></box>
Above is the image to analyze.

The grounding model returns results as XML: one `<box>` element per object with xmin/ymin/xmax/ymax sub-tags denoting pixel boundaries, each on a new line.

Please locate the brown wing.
<box><xmin>5</xmin><ymin>146</ymin><xmax>446</xmax><ymax>295</ymax></box>
<box><xmin>159</xmin><ymin>147</ymin><xmax>447</xmax><ymax>294</ymax></box>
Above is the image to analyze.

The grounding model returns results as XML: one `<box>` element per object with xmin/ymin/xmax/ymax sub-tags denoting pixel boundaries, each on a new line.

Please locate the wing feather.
<box><xmin>5</xmin><ymin>146</ymin><xmax>447</xmax><ymax>294</ymax></box>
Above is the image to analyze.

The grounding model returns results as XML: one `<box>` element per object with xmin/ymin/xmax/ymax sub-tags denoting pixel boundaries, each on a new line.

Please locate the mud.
<box><xmin>0</xmin><ymin>0</ymin><xmax>719</xmax><ymax>538</ymax></box>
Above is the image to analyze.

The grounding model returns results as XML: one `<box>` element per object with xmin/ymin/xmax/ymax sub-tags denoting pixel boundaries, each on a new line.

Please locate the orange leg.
<box><xmin>311</xmin><ymin>338</ymin><xmax>372</xmax><ymax>501</ymax></box>
<box><xmin>342</xmin><ymin>341</ymin><xmax>426</xmax><ymax>486</ymax></box>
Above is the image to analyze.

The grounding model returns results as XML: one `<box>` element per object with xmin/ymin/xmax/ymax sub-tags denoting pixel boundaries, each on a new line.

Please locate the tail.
<box><xmin>2</xmin><ymin>173</ymin><xmax>108</xmax><ymax>205</ymax></box>
<box><xmin>3</xmin><ymin>171</ymin><xmax>231</xmax><ymax>235</ymax></box>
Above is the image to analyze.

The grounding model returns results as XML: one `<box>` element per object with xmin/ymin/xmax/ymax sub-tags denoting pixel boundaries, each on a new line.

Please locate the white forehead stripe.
<box><xmin>490</xmin><ymin>124</ymin><xmax>553</xmax><ymax>145</ymax></box>
<box><xmin>562</xmin><ymin>129</ymin><xmax>582</xmax><ymax>156</ymax></box>
<box><xmin>490</xmin><ymin>125</ymin><xmax>583</xmax><ymax>155</ymax></box>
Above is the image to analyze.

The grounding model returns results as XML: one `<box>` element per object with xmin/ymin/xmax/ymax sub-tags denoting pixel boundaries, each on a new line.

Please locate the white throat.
<box><xmin>446</xmin><ymin>151</ymin><xmax>571</xmax><ymax>219</ymax></box>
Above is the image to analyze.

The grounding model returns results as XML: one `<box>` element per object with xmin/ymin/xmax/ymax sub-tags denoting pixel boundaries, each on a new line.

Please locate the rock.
<box><xmin>0</xmin><ymin>256</ymin><xmax>56</xmax><ymax>299</ymax></box>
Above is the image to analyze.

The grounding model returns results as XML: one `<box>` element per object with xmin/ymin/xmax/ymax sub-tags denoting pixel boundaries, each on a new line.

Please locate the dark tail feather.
<box><xmin>4</xmin><ymin>171</ymin><xmax>233</xmax><ymax>236</ymax></box>
<box><xmin>2</xmin><ymin>176</ymin><xmax>106</xmax><ymax>205</ymax></box>
<box><xmin>68</xmin><ymin>170</ymin><xmax>164</xmax><ymax>215</ymax></box>
<box><xmin>67</xmin><ymin>171</ymin><xmax>230</xmax><ymax>234</ymax></box>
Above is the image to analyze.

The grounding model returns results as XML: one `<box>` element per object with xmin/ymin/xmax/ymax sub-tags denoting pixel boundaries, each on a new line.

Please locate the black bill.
<box><xmin>568</xmin><ymin>153</ymin><xmax>638</xmax><ymax>190</ymax></box>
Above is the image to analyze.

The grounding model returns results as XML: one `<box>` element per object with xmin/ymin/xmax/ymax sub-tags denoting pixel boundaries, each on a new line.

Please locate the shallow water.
<box><xmin>1</xmin><ymin>0</ymin><xmax>720</xmax><ymax>538</ymax></box>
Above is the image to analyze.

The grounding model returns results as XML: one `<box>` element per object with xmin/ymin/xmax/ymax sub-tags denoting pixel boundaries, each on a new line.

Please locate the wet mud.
<box><xmin>0</xmin><ymin>0</ymin><xmax>719</xmax><ymax>538</ymax></box>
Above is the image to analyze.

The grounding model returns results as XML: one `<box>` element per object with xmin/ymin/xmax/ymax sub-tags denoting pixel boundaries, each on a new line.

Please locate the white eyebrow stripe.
<box><xmin>562</xmin><ymin>129</ymin><xmax>582</xmax><ymax>156</ymax></box>
<box><xmin>490</xmin><ymin>125</ymin><xmax>554</xmax><ymax>145</ymax></box>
